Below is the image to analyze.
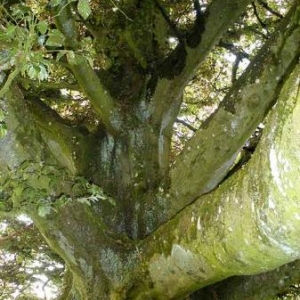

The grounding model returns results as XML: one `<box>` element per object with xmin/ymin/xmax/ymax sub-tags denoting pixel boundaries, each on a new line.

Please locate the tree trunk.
<box><xmin>1</xmin><ymin>61</ymin><xmax>299</xmax><ymax>300</ymax></box>
<box><xmin>1</xmin><ymin>0</ymin><xmax>300</xmax><ymax>299</ymax></box>
<box><xmin>27</xmin><ymin>64</ymin><xmax>300</xmax><ymax>299</ymax></box>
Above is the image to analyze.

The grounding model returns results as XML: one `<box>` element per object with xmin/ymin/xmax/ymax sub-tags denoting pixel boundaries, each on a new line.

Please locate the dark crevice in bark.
<box><xmin>223</xmin><ymin>125</ymin><xmax>263</xmax><ymax>181</ymax></box>
<box><xmin>158</xmin><ymin>44</ymin><xmax>187</xmax><ymax>79</ymax></box>
<box><xmin>145</xmin><ymin>73</ymin><xmax>159</xmax><ymax>101</ymax></box>
<box><xmin>188</xmin><ymin>260</ymin><xmax>300</xmax><ymax>300</ymax></box>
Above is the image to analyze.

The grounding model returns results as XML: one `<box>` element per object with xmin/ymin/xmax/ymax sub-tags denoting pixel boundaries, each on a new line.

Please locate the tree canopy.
<box><xmin>0</xmin><ymin>0</ymin><xmax>300</xmax><ymax>299</ymax></box>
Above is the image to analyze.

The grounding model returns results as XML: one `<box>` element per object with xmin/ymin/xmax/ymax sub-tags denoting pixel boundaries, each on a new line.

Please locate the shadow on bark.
<box><xmin>187</xmin><ymin>260</ymin><xmax>300</xmax><ymax>300</ymax></box>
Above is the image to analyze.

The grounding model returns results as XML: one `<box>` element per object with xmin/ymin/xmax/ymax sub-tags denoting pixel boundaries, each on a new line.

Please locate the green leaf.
<box><xmin>66</xmin><ymin>50</ymin><xmax>76</xmax><ymax>62</ymax></box>
<box><xmin>0</xmin><ymin>110</ymin><xmax>4</xmax><ymax>121</ymax></box>
<box><xmin>14</xmin><ymin>186</ymin><xmax>24</xmax><ymax>197</ymax></box>
<box><xmin>0</xmin><ymin>124</ymin><xmax>7</xmax><ymax>138</ymax></box>
<box><xmin>37</xmin><ymin>64</ymin><xmax>48</xmax><ymax>81</ymax></box>
<box><xmin>25</xmin><ymin>64</ymin><xmax>38</xmax><ymax>79</ymax></box>
<box><xmin>87</xmin><ymin>56</ymin><xmax>94</xmax><ymax>68</ymax></box>
<box><xmin>5</xmin><ymin>25</ymin><xmax>16</xmax><ymax>39</ymax></box>
<box><xmin>37</xmin><ymin>21</ymin><xmax>48</xmax><ymax>35</ymax></box>
<box><xmin>77</xmin><ymin>0</ymin><xmax>92</xmax><ymax>20</ymax></box>
<box><xmin>11</xmin><ymin>5</ymin><xmax>31</xmax><ymax>18</ymax></box>
<box><xmin>38</xmin><ymin>204</ymin><xmax>52</xmax><ymax>218</ymax></box>
<box><xmin>45</xmin><ymin>29</ymin><xmax>64</xmax><ymax>47</ymax></box>
<box><xmin>49</xmin><ymin>0</ymin><xmax>61</xmax><ymax>7</ymax></box>
<box><xmin>38</xmin><ymin>35</ymin><xmax>47</xmax><ymax>46</ymax></box>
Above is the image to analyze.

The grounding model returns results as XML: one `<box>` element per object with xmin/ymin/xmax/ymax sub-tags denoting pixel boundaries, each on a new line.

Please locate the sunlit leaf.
<box><xmin>11</xmin><ymin>5</ymin><xmax>31</xmax><ymax>18</ymax></box>
<box><xmin>37</xmin><ymin>21</ymin><xmax>48</xmax><ymax>35</ymax></box>
<box><xmin>0</xmin><ymin>124</ymin><xmax>7</xmax><ymax>138</ymax></box>
<box><xmin>26</xmin><ymin>64</ymin><xmax>38</xmax><ymax>79</ymax></box>
<box><xmin>37</xmin><ymin>64</ymin><xmax>49</xmax><ymax>81</ymax></box>
<box><xmin>45</xmin><ymin>29</ymin><xmax>65</xmax><ymax>47</ymax></box>
<box><xmin>5</xmin><ymin>25</ymin><xmax>16</xmax><ymax>39</ymax></box>
<box><xmin>77</xmin><ymin>0</ymin><xmax>92</xmax><ymax>20</ymax></box>
<box><xmin>38</xmin><ymin>204</ymin><xmax>52</xmax><ymax>217</ymax></box>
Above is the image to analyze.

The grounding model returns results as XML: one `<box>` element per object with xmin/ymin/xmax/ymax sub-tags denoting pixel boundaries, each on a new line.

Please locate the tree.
<box><xmin>0</xmin><ymin>0</ymin><xmax>300</xmax><ymax>299</ymax></box>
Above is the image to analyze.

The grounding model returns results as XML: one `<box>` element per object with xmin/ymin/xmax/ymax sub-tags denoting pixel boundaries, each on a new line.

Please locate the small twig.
<box><xmin>257</xmin><ymin>0</ymin><xmax>283</xmax><ymax>19</ymax></box>
<box><xmin>251</xmin><ymin>1</ymin><xmax>271</xmax><ymax>38</ymax></box>
<box><xmin>110</xmin><ymin>0</ymin><xmax>133</xmax><ymax>21</ymax></box>
<box><xmin>176</xmin><ymin>118</ymin><xmax>197</xmax><ymax>132</ymax></box>
<box><xmin>193</xmin><ymin>0</ymin><xmax>203</xmax><ymax>20</ymax></box>
<box><xmin>0</xmin><ymin>68</ymin><xmax>21</xmax><ymax>98</ymax></box>
<box><xmin>247</xmin><ymin>27</ymin><xmax>269</xmax><ymax>40</ymax></box>
<box><xmin>252</xmin><ymin>2</ymin><xmax>267</xmax><ymax>29</ymax></box>
<box><xmin>218</xmin><ymin>41</ymin><xmax>249</xmax><ymax>59</ymax></box>
<box><xmin>19</xmin><ymin>78</ymin><xmax>79</xmax><ymax>91</ymax></box>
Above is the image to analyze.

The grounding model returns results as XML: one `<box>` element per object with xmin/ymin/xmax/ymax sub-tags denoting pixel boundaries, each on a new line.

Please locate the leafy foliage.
<box><xmin>0</xmin><ymin>217</ymin><xmax>64</xmax><ymax>300</ymax></box>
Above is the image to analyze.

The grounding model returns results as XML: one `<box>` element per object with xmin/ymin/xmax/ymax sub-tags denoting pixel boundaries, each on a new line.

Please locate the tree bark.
<box><xmin>169</xmin><ymin>0</ymin><xmax>300</xmax><ymax>217</ymax></box>
<box><xmin>126</xmin><ymin>65</ymin><xmax>300</xmax><ymax>299</ymax></box>
<box><xmin>1</xmin><ymin>0</ymin><xmax>300</xmax><ymax>299</ymax></box>
<box><xmin>6</xmin><ymin>63</ymin><xmax>299</xmax><ymax>300</ymax></box>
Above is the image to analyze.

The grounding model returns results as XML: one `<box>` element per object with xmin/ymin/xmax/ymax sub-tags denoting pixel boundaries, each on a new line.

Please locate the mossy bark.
<box><xmin>15</xmin><ymin>65</ymin><xmax>300</xmax><ymax>300</ymax></box>
<box><xmin>1</xmin><ymin>1</ymin><xmax>300</xmax><ymax>299</ymax></box>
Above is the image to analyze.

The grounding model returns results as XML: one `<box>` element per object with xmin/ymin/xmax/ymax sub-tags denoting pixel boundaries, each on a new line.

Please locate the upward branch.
<box><xmin>149</xmin><ymin>0</ymin><xmax>253</xmax><ymax>129</ymax></box>
<box><xmin>27</xmin><ymin>97</ymin><xmax>95</xmax><ymax>175</ymax></box>
<box><xmin>169</xmin><ymin>0</ymin><xmax>300</xmax><ymax>217</ymax></box>
<box><xmin>51</xmin><ymin>1</ymin><xmax>122</xmax><ymax>135</ymax></box>
<box><xmin>66</xmin><ymin>53</ymin><xmax>122</xmax><ymax>135</ymax></box>
<box><xmin>129</xmin><ymin>66</ymin><xmax>300</xmax><ymax>299</ymax></box>
<box><xmin>147</xmin><ymin>0</ymin><xmax>253</xmax><ymax>177</ymax></box>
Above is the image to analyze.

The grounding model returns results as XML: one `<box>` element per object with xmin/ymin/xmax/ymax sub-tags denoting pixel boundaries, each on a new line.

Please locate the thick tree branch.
<box><xmin>66</xmin><ymin>53</ymin><xmax>122</xmax><ymax>135</ymax></box>
<box><xmin>0</xmin><ymin>84</ymin><xmax>45</xmax><ymax>172</ymax></box>
<box><xmin>218</xmin><ymin>41</ymin><xmax>250</xmax><ymax>83</ymax></box>
<box><xmin>27</xmin><ymin>97</ymin><xmax>95</xmax><ymax>175</ymax></box>
<box><xmin>30</xmin><ymin>200</ymin><xmax>132</xmax><ymax>299</ymax></box>
<box><xmin>24</xmin><ymin>68</ymin><xmax>300</xmax><ymax>299</ymax></box>
<box><xmin>51</xmin><ymin>1</ymin><xmax>122</xmax><ymax>135</ymax></box>
<box><xmin>147</xmin><ymin>0</ymin><xmax>253</xmax><ymax>175</ymax></box>
<box><xmin>151</xmin><ymin>0</ymin><xmax>253</xmax><ymax>107</ymax></box>
<box><xmin>176</xmin><ymin>118</ymin><xmax>197</xmax><ymax>132</ymax></box>
<box><xmin>169</xmin><ymin>1</ymin><xmax>300</xmax><ymax>217</ymax></box>
<box><xmin>252</xmin><ymin>2</ymin><xmax>268</xmax><ymax>29</ymax></box>
<box><xmin>129</xmin><ymin>67</ymin><xmax>300</xmax><ymax>299</ymax></box>
<box><xmin>218</xmin><ymin>40</ymin><xmax>250</xmax><ymax>60</ymax></box>
<box><xmin>50</xmin><ymin>0</ymin><xmax>79</xmax><ymax>50</ymax></box>
<box><xmin>154</xmin><ymin>0</ymin><xmax>183</xmax><ymax>42</ymax></box>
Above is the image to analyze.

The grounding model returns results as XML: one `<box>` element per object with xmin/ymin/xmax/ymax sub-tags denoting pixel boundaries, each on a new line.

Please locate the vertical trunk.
<box><xmin>30</xmin><ymin>202</ymin><xmax>138</xmax><ymax>300</ymax></box>
<box><xmin>92</xmin><ymin>120</ymin><xmax>172</xmax><ymax>239</ymax></box>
